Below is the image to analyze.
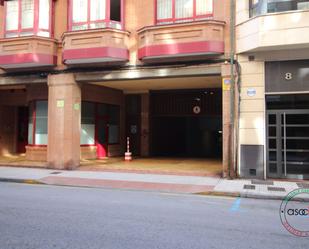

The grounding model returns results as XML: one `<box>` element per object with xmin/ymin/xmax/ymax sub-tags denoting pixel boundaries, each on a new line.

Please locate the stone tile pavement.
<box><xmin>0</xmin><ymin>166</ymin><xmax>308</xmax><ymax>200</ymax></box>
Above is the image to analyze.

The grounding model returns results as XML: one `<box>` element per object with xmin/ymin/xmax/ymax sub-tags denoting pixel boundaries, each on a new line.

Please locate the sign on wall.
<box><xmin>266</xmin><ymin>60</ymin><xmax>309</xmax><ymax>93</ymax></box>
<box><xmin>222</xmin><ymin>78</ymin><xmax>231</xmax><ymax>91</ymax></box>
<box><xmin>57</xmin><ymin>100</ymin><xmax>65</xmax><ymax>108</ymax></box>
<box><xmin>193</xmin><ymin>106</ymin><xmax>201</xmax><ymax>114</ymax></box>
<box><xmin>247</xmin><ymin>88</ymin><xmax>257</xmax><ymax>97</ymax></box>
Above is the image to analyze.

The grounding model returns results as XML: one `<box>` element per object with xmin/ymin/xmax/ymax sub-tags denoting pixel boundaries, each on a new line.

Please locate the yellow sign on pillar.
<box><xmin>222</xmin><ymin>78</ymin><xmax>231</xmax><ymax>91</ymax></box>
<box><xmin>57</xmin><ymin>100</ymin><xmax>65</xmax><ymax>108</ymax></box>
<box><xmin>74</xmin><ymin>103</ymin><xmax>80</xmax><ymax>110</ymax></box>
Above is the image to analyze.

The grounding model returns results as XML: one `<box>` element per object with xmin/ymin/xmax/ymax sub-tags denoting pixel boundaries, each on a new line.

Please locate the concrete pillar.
<box><xmin>140</xmin><ymin>93</ymin><xmax>150</xmax><ymax>157</ymax></box>
<box><xmin>47</xmin><ymin>73</ymin><xmax>81</xmax><ymax>169</ymax></box>
<box><xmin>221</xmin><ymin>64</ymin><xmax>238</xmax><ymax>178</ymax></box>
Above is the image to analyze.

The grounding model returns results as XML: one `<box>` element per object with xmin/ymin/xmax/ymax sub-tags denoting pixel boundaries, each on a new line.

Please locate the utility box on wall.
<box><xmin>240</xmin><ymin>145</ymin><xmax>264</xmax><ymax>179</ymax></box>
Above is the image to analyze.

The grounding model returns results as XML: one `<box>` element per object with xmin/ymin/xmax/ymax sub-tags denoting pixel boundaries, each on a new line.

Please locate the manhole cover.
<box><xmin>243</xmin><ymin>185</ymin><xmax>255</xmax><ymax>190</ymax></box>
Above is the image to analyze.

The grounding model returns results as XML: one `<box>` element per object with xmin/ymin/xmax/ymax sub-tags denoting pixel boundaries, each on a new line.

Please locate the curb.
<box><xmin>196</xmin><ymin>191</ymin><xmax>241</xmax><ymax>198</ymax></box>
<box><xmin>1</xmin><ymin>177</ymin><xmax>309</xmax><ymax>202</ymax></box>
<box><xmin>196</xmin><ymin>191</ymin><xmax>309</xmax><ymax>202</ymax></box>
<box><xmin>0</xmin><ymin>178</ymin><xmax>45</xmax><ymax>185</ymax></box>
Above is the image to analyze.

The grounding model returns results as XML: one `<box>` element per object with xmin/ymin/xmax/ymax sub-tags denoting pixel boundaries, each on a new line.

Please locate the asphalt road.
<box><xmin>0</xmin><ymin>183</ymin><xmax>308</xmax><ymax>249</ymax></box>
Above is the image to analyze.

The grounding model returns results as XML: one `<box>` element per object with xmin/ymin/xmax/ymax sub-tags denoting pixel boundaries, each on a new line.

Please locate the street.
<box><xmin>0</xmin><ymin>183</ymin><xmax>308</xmax><ymax>249</ymax></box>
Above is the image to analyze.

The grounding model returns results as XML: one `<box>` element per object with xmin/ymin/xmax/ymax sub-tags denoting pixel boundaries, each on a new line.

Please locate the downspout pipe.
<box><xmin>229</xmin><ymin>0</ymin><xmax>236</xmax><ymax>178</ymax></box>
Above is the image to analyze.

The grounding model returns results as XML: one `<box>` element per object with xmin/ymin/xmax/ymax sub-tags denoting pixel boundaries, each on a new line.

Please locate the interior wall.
<box><xmin>0</xmin><ymin>85</ymin><xmax>47</xmax><ymax>157</ymax></box>
<box><xmin>0</xmin><ymin>105</ymin><xmax>17</xmax><ymax>156</ymax></box>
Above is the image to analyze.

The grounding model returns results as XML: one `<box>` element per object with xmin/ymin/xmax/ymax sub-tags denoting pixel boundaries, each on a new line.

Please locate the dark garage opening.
<box><xmin>150</xmin><ymin>89</ymin><xmax>222</xmax><ymax>158</ymax></box>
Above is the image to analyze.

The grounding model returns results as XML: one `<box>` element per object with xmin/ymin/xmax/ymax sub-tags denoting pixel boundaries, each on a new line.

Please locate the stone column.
<box><xmin>140</xmin><ymin>93</ymin><xmax>150</xmax><ymax>157</ymax></box>
<box><xmin>47</xmin><ymin>73</ymin><xmax>81</xmax><ymax>169</ymax></box>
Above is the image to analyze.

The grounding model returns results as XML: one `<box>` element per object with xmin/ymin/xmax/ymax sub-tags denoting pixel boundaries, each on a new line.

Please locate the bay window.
<box><xmin>28</xmin><ymin>101</ymin><xmax>48</xmax><ymax>146</ymax></box>
<box><xmin>4</xmin><ymin>0</ymin><xmax>53</xmax><ymax>38</ymax></box>
<box><xmin>156</xmin><ymin>0</ymin><xmax>213</xmax><ymax>24</ymax></box>
<box><xmin>70</xmin><ymin>0</ymin><xmax>123</xmax><ymax>31</ymax></box>
<box><xmin>250</xmin><ymin>0</ymin><xmax>309</xmax><ymax>17</ymax></box>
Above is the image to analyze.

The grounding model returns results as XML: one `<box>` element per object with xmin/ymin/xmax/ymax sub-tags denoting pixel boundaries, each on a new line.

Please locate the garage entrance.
<box><xmin>150</xmin><ymin>89</ymin><xmax>222</xmax><ymax>159</ymax></box>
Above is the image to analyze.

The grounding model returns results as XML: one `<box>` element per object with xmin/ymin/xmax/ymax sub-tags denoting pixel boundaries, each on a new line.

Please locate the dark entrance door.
<box><xmin>125</xmin><ymin>95</ymin><xmax>141</xmax><ymax>156</ymax></box>
<box><xmin>266</xmin><ymin>110</ymin><xmax>309</xmax><ymax>179</ymax></box>
<box><xmin>17</xmin><ymin>107</ymin><xmax>29</xmax><ymax>153</ymax></box>
<box><xmin>150</xmin><ymin>89</ymin><xmax>222</xmax><ymax>158</ymax></box>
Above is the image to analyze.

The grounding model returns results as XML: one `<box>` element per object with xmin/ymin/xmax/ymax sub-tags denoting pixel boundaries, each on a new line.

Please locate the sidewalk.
<box><xmin>0</xmin><ymin>166</ymin><xmax>308</xmax><ymax>201</ymax></box>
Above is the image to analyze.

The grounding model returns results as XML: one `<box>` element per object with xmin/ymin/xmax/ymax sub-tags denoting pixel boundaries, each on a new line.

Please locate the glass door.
<box><xmin>267</xmin><ymin>110</ymin><xmax>309</xmax><ymax>179</ymax></box>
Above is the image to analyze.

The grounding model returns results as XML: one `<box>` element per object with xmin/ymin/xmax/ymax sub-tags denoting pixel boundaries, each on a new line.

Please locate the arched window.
<box><xmin>69</xmin><ymin>0</ymin><xmax>123</xmax><ymax>31</ymax></box>
<box><xmin>4</xmin><ymin>0</ymin><xmax>53</xmax><ymax>38</ymax></box>
<box><xmin>156</xmin><ymin>0</ymin><xmax>213</xmax><ymax>24</ymax></box>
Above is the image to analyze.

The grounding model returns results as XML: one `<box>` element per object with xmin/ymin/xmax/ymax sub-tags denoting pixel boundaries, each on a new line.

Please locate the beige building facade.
<box><xmin>236</xmin><ymin>0</ymin><xmax>309</xmax><ymax>179</ymax></box>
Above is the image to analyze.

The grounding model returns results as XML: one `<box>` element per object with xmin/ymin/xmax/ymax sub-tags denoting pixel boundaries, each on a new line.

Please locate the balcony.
<box><xmin>236</xmin><ymin>10</ymin><xmax>309</xmax><ymax>53</ymax></box>
<box><xmin>137</xmin><ymin>20</ymin><xmax>225</xmax><ymax>63</ymax></box>
<box><xmin>62</xmin><ymin>29</ymin><xmax>130</xmax><ymax>66</ymax></box>
<box><xmin>0</xmin><ymin>36</ymin><xmax>57</xmax><ymax>70</ymax></box>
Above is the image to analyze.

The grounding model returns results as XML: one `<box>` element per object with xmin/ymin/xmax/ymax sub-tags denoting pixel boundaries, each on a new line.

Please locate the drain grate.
<box><xmin>297</xmin><ymin>183</ymin><xmax>309</xmax><ymax>189</ymax></box>
<box><xmin>243</xmin><ymin>185</ymin><xmax>256</xmax><ymax>190</ymax></box>
<box><xmin>50</xmin><ymin>171</ymin><xmax>62</xmax><ymax>175</ymax></box>
<box><xmin>267</xmin><ymin>186</ymin><xmax>285</xmax><ymax>192</ymax></box>
<box><xmin>251</xmin><ymin>180</ymin><xmax>274</xmax><ymax>186</ymax></box>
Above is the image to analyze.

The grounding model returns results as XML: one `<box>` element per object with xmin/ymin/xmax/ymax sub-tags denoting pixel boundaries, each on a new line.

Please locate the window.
<box><xmin>249</xmin><ymin>0</ymin><xmax>309</xmax><ymax>17</ymax></box>
<box><xmin>80</xmin><ymin>102</ymin><xmax>120</xmax><ymax>145</ymax></box>
<box><xmin>4</xmin><ymin>0</ymin><xmax>53</xmax><ymax>38</ymax></box>
<box><xmin>81</xmin><ymin>102</ymin><xmax>96</xmax><ymax>145</ymax></box>
<box><xmin>108</xmin><ymin>105</ymin><xmax>120</xmax><ymax>144</ymax></box>
<box><xmin>156</xmin><ymin>0</ymin><xmax>213</xmax><ymax>24</ymax></box>
<box><xmin>28</xmin><ymin>101</ymin><xmax>48</xmax><ymax>146</ymax></box>
<box><xmin>70</xmin><ymin>0</ymin><xmax>123</xmax><ymax>31</ymax></box>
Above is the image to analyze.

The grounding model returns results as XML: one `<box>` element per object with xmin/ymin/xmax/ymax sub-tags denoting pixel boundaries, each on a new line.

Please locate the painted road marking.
<box><xmin>230</xmin><ymin>197</ymin><xmax>241</xmax><ymax>212</ymax></box>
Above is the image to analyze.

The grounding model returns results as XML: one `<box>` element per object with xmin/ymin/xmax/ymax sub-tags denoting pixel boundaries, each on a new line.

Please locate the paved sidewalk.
<box><xmin>0</xmin><ymin>166</ymin><xmax>308</xmax><ymax>200</ymax></box>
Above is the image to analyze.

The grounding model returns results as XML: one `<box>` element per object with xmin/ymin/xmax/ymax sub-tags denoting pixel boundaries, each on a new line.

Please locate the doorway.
<box><xmin>17</xmin><ymin>107</ymin><xmax>29</xmax><ymax>153</ymax></box>
<box><xmin>152</xmin><ymin>116</ymin><xmax>222</xmax><ymax>157</ymax></box>
<box><xmin>150</xmin><ymin>89</ymin><xmax>222</xmax><ymax>159</ymax></box>
<box><xmin>266</xmin><ymin>110</ymin><xmax>309</xmax><ymax>179</ymax></box>
<box><xmin>125</xmin><ymin>95</ymin><xmax>141</xmax><ymax>156</ymax></box>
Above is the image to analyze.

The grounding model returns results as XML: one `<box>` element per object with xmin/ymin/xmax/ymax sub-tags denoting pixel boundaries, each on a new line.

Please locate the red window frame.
<box><xmin>80</xmin><ymin>101</ymin><xmax>120</xmax><ymax>147</ymax></box>
<box><xmin>155</xmin><ymin>0</ymin><xmax>214</xmax><ymax>24</ymax></box>
<box><xmin>68</xmin><ymin>0</ymin><xmax>124</xmax><ymax>31</ymax></box>
<box><xmin>3</xmin><ymin>0</ymin><xmax>54</xmax><ymax>38</ymax></box>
